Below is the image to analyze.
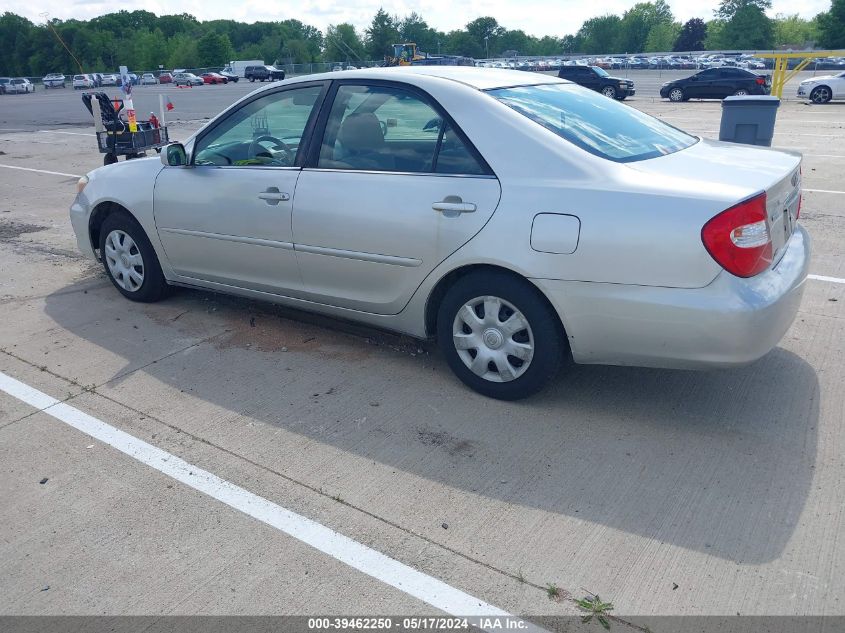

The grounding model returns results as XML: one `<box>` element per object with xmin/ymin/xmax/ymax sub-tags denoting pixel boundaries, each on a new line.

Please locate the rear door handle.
<box><xmin>258</xmin><ymin>187</ymin><xmax>290</xmax><ymax>204</ymax></box>
<box><xmin>432</xmin><ymin>196</ymin><xmax>476</xmax><ymax>217</ymax></box>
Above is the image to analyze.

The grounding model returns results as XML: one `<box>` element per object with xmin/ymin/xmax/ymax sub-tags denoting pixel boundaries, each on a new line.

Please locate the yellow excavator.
<box><xmin>386</xmin><ymin>43</ymin><xmax>424</xmax><ymax>66</ymax></box>
<box><xmin>385</xmin><ymin>42</ymin><xmax>474</xmax><ymax>67</ymax></box>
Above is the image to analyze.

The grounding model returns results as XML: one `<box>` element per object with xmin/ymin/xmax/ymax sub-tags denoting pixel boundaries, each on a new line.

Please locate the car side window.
<box><xmin>317</xmin><ymin>84</ymin><xmax>442</xmax><ymax>173</ymax></box>
<box><xmin>435</xmin><ymin>124</ymin><xmax>487</xmax><ymax>175</ymax></box>
<box><xmin>193</xmin><ymin>85</ymin><xmax>323</xmax><ymax>167</ymax></box>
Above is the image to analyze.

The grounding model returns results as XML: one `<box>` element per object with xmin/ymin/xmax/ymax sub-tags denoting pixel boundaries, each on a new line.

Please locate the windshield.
<box><xmin>489</xmin><ymin>83</ymin><xmax>697</xmax><ymax>163</ymax></box>
<box><xmin>592</xmin><ymin>66</ymin><xmax>609</xmax><ymax>77</ymax></box>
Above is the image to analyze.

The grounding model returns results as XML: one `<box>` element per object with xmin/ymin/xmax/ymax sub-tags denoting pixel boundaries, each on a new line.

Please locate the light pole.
<box><xmin>484</xmin><ymin>35</ymin><xmax>489</xmax><ymax>60</ymax></box>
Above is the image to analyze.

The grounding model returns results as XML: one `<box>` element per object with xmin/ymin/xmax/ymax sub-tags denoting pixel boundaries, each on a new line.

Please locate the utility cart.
<box><xmin>82</xmin><ymin>92</ymin><xmax>171</xmax><ymax>166</ymax></box>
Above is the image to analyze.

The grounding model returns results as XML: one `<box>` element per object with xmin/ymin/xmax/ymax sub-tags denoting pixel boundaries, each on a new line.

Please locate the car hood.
<box><xmin>801</xmin><ymin>74</ymin><xmax>838</xmax><ymax>83</ymax></box>
<box><xmin>629</xmin><ymin>138</ymin><xmax>801</xmax><ymax>201</ymax></box>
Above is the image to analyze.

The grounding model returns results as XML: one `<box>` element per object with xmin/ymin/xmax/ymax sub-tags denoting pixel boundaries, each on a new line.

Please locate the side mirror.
<box><xmin>162</xmin><ymin>143</ymin><xmax>188</xmax><ymax>167</ymax></box>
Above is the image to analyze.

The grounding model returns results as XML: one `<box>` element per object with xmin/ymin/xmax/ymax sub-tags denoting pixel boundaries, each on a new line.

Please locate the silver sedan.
<box><xmin>70</xmin><ymin>67</ymin><xmax>809</xmax><ymax>399</ymax></box>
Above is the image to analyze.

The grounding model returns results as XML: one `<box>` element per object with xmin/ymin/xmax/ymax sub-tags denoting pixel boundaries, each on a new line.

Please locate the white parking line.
<box><xmin>804</xmin><ymin>188</ymin><xmax>845</xmax><ymax>194</ymax></box>
<box><xmin>0</xmin><ymin>164</ymin><xmax>81</xmax><ymax>178</ymax></box>
<box><xmin>808</xmin><ymin>274</ymin><xmax>845</xmax><ymax>284</ymax></box>
<box><xmin>0</xmin><ymin>371</ymin><xmax>536</xmax><ymax>630</ymax></box>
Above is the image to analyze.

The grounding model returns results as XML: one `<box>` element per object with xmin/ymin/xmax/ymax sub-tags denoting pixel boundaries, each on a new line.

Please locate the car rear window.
<box><xmin>489</xmin><ymin>83</ymin><xmax>697</xmax><ymax>163</ymax></box>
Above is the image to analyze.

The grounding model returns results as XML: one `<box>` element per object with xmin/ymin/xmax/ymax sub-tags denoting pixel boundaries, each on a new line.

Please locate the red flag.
<box><xmin>166</xmin><ymin>98</ymin><xmax>174</xmax><ymax>111</ymax></box>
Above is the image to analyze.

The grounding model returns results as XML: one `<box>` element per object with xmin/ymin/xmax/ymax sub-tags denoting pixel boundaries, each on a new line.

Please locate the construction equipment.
<box><xmin>387</xmin><ymin>43</ymin><xmax>424</xmax><ymax>66</ymax></box>
<box><xmin>755</xmin><ymin>50</ymin><xmax>845</xmax><ymax>98</ymax></box>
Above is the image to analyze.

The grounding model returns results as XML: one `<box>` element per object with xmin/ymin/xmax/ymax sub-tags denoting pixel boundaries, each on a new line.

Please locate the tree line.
<box><xmin>1</xmin><ymin>0</ymin><xmax>843</xmax><ymax>77</ymax></box>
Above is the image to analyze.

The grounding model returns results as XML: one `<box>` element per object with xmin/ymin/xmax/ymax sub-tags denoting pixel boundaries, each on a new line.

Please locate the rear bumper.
<box><xmin>534</xmin><ymin>225</ymin><xmax>810</xmax><ymax>369</ymax></box>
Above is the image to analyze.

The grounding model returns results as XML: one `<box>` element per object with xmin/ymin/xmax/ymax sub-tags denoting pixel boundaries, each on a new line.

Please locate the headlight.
<box><xmin>76</xmin><ymin>175</ymin><xmax>89</xmax><ymax>194</ymax></box>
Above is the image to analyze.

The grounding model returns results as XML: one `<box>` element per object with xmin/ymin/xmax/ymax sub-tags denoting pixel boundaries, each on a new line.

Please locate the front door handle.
<box><xmin>258</xmin><ymin>187</ymin><xmax>290</xmax><ymax>205</ymax></box>
<box><xmin>432</xmin><ymin>196</ymin><xmax>476</xmax><ymax>217</ymax></box>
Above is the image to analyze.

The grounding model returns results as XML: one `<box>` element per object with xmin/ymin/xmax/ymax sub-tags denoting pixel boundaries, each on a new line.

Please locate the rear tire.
<box><xmin>103</xmin><ymin>153</ymin><xmax>118</xmax><ymax>166</ymax></box>
<box><xmin>436</xmin><ymin>271</ymin><xmax>566</xmax><ymax>400</ymax></box>
<box><xmin>99</xmin><ymin>211</ymin><xmax>168</xmax><ymax>303</ymax></box>
<box><xmin>733</xmin><ymin>88</ymin><xmax>749</xmax><ymax>96</ymax></box>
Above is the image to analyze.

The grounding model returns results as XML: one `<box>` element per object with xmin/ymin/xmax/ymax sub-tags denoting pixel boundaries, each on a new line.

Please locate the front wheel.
<box><xmin>668</xmin><ymin>87</ymin><xmax>685</xmax><ymax>102</ymax></box>
<box><xmin>436</xmin><ymin>272</ymin><xmax>566</xmax><ymax>400</ymax></box>
<box><xmin>810</xmin><ymin>86</ymin><xmax>832</xmax><ymax>104</ymax></box>
<box><xmin>99</xmin><ymin>212</ymin><xmax>168</xmax><ymax>303</ymax></box>
<box><xmin>601</xmin><ymin>85</ymin><xmax>617</xmax><ymax>99</ymax></box>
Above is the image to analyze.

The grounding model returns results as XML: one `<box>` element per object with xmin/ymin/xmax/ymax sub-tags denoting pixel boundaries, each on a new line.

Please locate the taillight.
<box><xmin>701</xmin><ymin>193</ymin><xmax>772</xmax><ymax>278</ymax></box>
<box><xmin>756</xmin><ymin>77</ymin><xmax>765</xmax><ymax>85</ymax></box>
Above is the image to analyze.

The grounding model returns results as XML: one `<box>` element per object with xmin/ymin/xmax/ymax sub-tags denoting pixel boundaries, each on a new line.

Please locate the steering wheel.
<box><xmin>248</xmin><ymin>135</ymin><xmax>292</xmax><ymax>162</ymax></box>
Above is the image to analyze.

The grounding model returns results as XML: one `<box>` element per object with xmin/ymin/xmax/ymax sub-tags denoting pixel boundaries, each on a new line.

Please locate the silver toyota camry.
<box><xmin>70</xmin><ymin>67</ymin><xmax>809</xmax><ymax>399</ymax></box>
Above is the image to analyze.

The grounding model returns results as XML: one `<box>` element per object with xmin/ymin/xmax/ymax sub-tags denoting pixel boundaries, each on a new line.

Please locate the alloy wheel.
<box><xmin>104</xmin><ymin>230</ymin><xmax>144</xmax><ymax>292</ymax></box>
<box><xmin>811</xmin><ymin>87</ymin><xmax>831</xmax><ymax>104</ymax></box>
<box><xmin>669</xmin><ymin>88</ymin><xmax>684</xmax><ymax>102</ymax></box>
<box><xmin>452</xmin><ymin>295</ymin><xmax>534</xmax><ymax>383</ymax></box>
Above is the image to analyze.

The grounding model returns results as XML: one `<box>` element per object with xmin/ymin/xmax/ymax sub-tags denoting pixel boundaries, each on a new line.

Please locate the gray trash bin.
<box><xmin>719</xmin><ymin>95</ymin><xmax>780</xmax><ymax>147</ymax></box>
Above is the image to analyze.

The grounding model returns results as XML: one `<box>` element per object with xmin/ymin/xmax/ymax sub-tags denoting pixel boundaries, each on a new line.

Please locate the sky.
<box><xmin>7</xmin><ymin>0</ymin><xmax>831</xmax><ymax>37</ymax></box>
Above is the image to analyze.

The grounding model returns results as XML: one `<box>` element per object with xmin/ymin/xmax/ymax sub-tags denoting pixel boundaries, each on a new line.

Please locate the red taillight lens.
<box><xmin>701</xmin><ymin>193</ymin><xmax>772</xmax><ymax>278</ymax></box>
<box><xmin>756</xmin><ymin>77</ymin><xmax>765</xmax><ymax>85</ymax></box>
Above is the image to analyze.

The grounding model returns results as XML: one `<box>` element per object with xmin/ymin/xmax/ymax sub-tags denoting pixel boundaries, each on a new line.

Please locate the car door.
<box><xmin>687</xmin><ymin>69</ymin><xmax>715</xmax><ymax>98</ymax></box>
<box><xmin>291</xmin><ymin>81</ymin><xmax>501</xmax><ymax>315</ymax></box>
<box><xmin>153</xmin><ymin>82</ymin><xmax>327</xmax><ymax>295</ymax></box>
<box><xmin>833</xmin><ymin>72</ymin><xmax>845</xmax><ymax>98</ymax></box>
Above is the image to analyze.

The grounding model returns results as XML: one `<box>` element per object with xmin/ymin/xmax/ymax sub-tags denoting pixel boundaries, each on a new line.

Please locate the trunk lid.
<box><xmin>630</xmin><ymin>138</ymin><xmax>802</xmax><ymax>266</ymax></box>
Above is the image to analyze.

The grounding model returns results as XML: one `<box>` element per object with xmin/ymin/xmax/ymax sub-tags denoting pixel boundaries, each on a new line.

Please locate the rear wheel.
<box><xmin>810</xmin><ymin>86</ymin><xmax>832</xmax><ymax>104</ymax></box>
<box><xmin>669</xmin><ymin>87</ymin><xmax>684</xmax><ymax>102</ymax></box>
<box><xmin>103</xmin><ymin>153</ymin><xmax>118</xmax><ymax>166</ymax></box>
<box><xmin>733</xmin><ymin>88</ymin><xmax>749</xmax><ymax>96</ymax></box>
<box><xmin>436</xmin><ymin>271</ymin><xmax>566</xmax><ymax>400</ymax></box>
<box><xmin>99</xmin><ymin>211</ymin><xmax>167</xmax><ymax>303</ymax></box>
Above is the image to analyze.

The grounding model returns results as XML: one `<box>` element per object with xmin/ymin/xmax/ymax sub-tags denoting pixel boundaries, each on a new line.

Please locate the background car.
<box><xmin>70</xmin><ymin>67</ymin><xmax>807</xmax><ymax>400</ymax></box>
<box><xmin>73</xmin><ymin>74</ymin><xmax>94</xmax><ymax>90</ymax></box>
<box><xmin>158</xmin><ymin>72</ymin><xmax>173</xmax><ymax>84</ymax></box>
<box><xmin>660</xmin><ymin>67</ymin><xmax>770</xmax><ymax>102</ymax></box>
<box><xmin>217</xmin><ymin>69</ymin><xmax>238</xmax><ymax>83</ymax></box>
<box><xmin>140</xmin><ymin>73</ymin><xmax>157</xmax><ymax>85</ymax></box>
<box><xmin>5</xmin><ymin>78</ymin><xmax>35</xmax><ymax>94</ymax></box>
<box><xmin>244</xmin><ymin>65</ymin><xmax>285</xmax><ymax>82</ymax></box>
<box><xmin>0</xmin><ymin>77</ymin><xmax>9</xmax><ymax>94</ymax></box>
<box><xmin>200</xmin><ymin>72</ymin><xmax>228</xmax><ymax>84</ymax></box>
<box><xmin>101</xmin><ymin>74</ymin><xmax>119</xmax><ymax>86</ymax></box>
<box><xmin>557</xmin><ymin>65</ymin><xmax>635</xmax><ymax>100</ymax></box>
<box><xmin>797</xmin><ymin>71</ymin><xmax>845</xmax><ymax>104</ymax></box>
<box><xmin>42</xmin><ymin>73</ymin><xmax>66</xmax><ymax>88</ymax></box>
<box><xmin>172</xmin><ymin>72</ymin><xmax>203</xmax><ymax>86</ymax></box>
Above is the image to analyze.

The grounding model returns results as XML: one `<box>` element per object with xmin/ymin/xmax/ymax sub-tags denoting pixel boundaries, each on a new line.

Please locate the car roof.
<box><xmin>291</xmin><ymin>66</ymin><xmax>566</xmax><ymax>91</ymax></box>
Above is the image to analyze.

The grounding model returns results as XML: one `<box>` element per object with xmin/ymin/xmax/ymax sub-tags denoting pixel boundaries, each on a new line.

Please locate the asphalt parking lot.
<box><xmin>1</xmin><ymin>70</ymin><xmax>843</xmax><ymax>631</ymax></box>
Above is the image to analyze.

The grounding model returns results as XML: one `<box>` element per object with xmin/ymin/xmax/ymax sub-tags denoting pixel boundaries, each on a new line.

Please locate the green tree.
<box><xmin>465</xmin><ymin>17</ymin><xmax>504</xmax><ymax>58</ymax></box>
<box><xmin>773</xmin><ymin>14</ymin><xmax>819</xmax><ymax>47</ymax></box>
<box><xmin>716</xmin><ymin>0</ymin><xmax>772</xmax><ymax>20</ymax></box>
<box><xmin>817</xmin><ymin>0</ymin><xmax>845</xmax><ymax>48</ymax></box>
<box><xmin>645</xmin><ymin>22</ymin><xmax>680</xmax><ymax>51</ymax></box>
<box><xmin>196</xmin><ymin>32</ymin><xmax>234</xmax><ymax>66</ymax></box>
<box><xmin>577</xmin><ymin>14</ymin><xmax>623</xmax><ymax>54</ymax></box>
<box><xmin>721</xmin><ymin>5</ymin><xmax>774</xmax><ymax>48</ymax></box>
<box><xmin>324</xmin><ymin>23</ymin><xmax>365</xmax><ymax>63</ymax></box>
<box><xmin>365</xmin><ymin>8</ymin><xmax>399</xmax><ymax>60</ymax></box>
<box><xmin>619</xmin><ymin>1</ymin><xmax>673</xmax><ymax>53</ymax></box>
<box><xmin>399</xmin><ymin>12</ymin><xmax>438</xmax><ymax>54</ymax></box>
<box><xmin>442</xmin><ymin>30</ymin><xmax>483</xmax><ymax>58</ymax></box>
<box><xmin>674</xmin><ymin>18</ymin><xmax>707</xmax><ymax>51</ymax></box>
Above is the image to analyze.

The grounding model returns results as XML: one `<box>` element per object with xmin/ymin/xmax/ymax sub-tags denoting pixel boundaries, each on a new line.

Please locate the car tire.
<box><xmin>810</xmin><ymin>86</ymin><xmax>832</xmax><ymax>104</ymax></box>
<box><xmin>249</xmin><ymin>77</ymin><xmax>255</xmax><ymax>82</ymax></box>
<box><xmin>99</xmin><ymin>211</ymin><xmax>168</xmax><ymax>303</ymax></box>
<box><xmin>601</xmin><ymin>85</ymin><xmax>617</xmax><ymax>99</ymax></box>
<box><xmin>668</xmin><ymin>87</ymin><xmax>684</xmax><ymax>102</ymax></box>
<box><xmin>103</xmin><ymin>153</ymin><xmax>118</xmax><ymax>166</ymax></box>
<box><xmin>436</xmin><ymin>271</ymin><xmax>566</xmax><ymax>400</ymax></box>
<box><xmin>733</xmin><ymin>88</ymin><xmax>749</xmax><ymax>96</ymax></box>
